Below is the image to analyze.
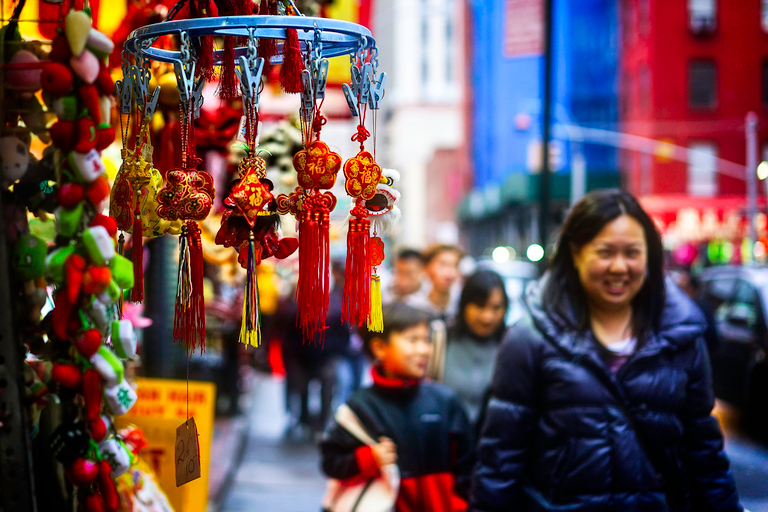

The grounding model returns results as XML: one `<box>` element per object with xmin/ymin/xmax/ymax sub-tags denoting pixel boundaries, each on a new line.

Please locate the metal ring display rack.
<box><xmin>125</xmin><ymin>16</ymin><xmax>376</xmax><ymax>64</ymax></box>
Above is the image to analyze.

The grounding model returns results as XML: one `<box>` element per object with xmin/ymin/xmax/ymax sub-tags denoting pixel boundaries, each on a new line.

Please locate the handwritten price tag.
<box><xmin>175</xmin><ymin>417</ymin><xmax>201</xmax><ymax>487</ymax></box>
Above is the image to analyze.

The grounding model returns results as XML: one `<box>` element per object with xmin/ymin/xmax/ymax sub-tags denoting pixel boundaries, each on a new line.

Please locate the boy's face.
<box><xmin>372</xmin><ymin>323</ymin><xmax>433</xmax><ymax>380</ymax></box>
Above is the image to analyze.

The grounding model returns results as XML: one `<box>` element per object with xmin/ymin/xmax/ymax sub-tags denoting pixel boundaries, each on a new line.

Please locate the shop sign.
<box><xmin>115</xmin><ymin>378</ymin><xmax>216</xmax><ymax>512</ymax></box>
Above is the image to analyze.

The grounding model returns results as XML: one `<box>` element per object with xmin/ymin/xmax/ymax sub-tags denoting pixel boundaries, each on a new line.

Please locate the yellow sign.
<box><xmin>115</xmin><ymin>378</ymin><xmax>216</xmax><ymax>512</ymax></box>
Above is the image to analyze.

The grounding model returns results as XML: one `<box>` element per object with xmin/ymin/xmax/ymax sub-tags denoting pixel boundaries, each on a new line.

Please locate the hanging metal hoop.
<box><xmin>125</xmin><ymin>16</ymin><xmax>375</xmax><ymax>65</ymax></box>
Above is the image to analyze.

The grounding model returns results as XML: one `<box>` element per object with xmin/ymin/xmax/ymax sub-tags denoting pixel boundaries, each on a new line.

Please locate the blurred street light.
<box><xmin>527</xmin><ymin>244</ymin><xmax>545</xmax><ymax>262</ymax></box>
<box><xmin>758</xmin><ymin>161</ymin><xmax>768</xmax><ymax>181</ymax></box>
<box><xmin>492</xmin><ymin>246</ymin><xmax>511</xmax><ymax>264</ymax></box>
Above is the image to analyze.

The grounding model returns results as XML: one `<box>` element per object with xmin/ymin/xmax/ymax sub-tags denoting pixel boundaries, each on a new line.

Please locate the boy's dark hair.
<box><xmin>360</xmin><ymin>302</ymin><xmax>433</xmax><ymax>358</ymax></box>
<box><xmin>423</xmin><ymin>244</ymin><xmax>464</xmax><ymax>266</ymax></box>
<box><xmin>396</xmin><ymin>248</ymin><xmax>425</xmax><ymax>265</ymax></box>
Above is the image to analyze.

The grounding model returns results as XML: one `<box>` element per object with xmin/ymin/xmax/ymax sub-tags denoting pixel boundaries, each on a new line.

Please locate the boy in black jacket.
<box><xmin>320</xmin><ymin>303</ymin><xmax>474</xmax><ymax>512</ymax></box>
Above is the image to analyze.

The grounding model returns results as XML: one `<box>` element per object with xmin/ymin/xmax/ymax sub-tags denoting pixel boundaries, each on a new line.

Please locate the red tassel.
<box><xmin>297</xmin><ymin>202</ymin><xmax>331</xmax><ymax>345</ymax></box>
<box><xmin>280</xmin><ymin>28</ymin><xmax>304</xmax><ymax>93</ymax></box>
<box><xmin>173</xmin><ymin>221</ymin><xmax>206</xmax><ymax>354</ymax></box>
<box><xmin>130</xmin><ymin>208</ymin><xmax>144</xmax><ymax>303</ymax></box>
<box><xmin>197</xmin><ymin>36</ymin><xmax>215</xmax><ymax>81</ymax></box>
<box><xmin>343</xmin><ymin>207</ymin><xmax>371</xmax><ymax>327</ymax></box>
<box><xmin>218</xmin><ymin>38</ymin><xmax>239</xmax><ymax>100</ymax></box>
<box><xmin>191</xmin><ymin>0</ymin><xmax>215</xmax><ymax>80</ymax></box>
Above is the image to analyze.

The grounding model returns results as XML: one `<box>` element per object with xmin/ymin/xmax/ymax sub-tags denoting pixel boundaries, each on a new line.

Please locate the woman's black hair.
<box><xmin>542</xmin><ymin>189</ymin><xmax>666</xmax><ymax>342</ymax></box>
<box><xmin>455</xmin><ymin>270</ymin><xmax>509</xmax><ymax>341</ymax></box>
<box><xmin>360</xmin><ymin>302</ymin><xmax>433</xmax><ymax>358</ymax></box>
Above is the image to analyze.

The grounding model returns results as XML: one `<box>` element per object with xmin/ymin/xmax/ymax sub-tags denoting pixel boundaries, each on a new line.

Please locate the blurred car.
<box><xmin>475</xmin><ymin>258</ymin><xmax>539</xmax><ymax>326</ymax></box>
<box><xmin>697</xmin><ymin>265</ymin><xmax>768</xmax><ymax>424</ymax></box>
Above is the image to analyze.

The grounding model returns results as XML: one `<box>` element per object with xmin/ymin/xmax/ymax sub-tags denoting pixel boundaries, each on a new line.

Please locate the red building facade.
<box><xmin>621</xmin><ymin>0</ymin><xmax>768</xmax><ymax>201</ymax></box>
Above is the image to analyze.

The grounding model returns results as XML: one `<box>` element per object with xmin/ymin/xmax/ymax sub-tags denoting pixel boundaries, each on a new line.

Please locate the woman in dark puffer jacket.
<box><xmin>471</xmin><ymin>190</ymin><xmax>743</xmax><ymax>512</ymax></box>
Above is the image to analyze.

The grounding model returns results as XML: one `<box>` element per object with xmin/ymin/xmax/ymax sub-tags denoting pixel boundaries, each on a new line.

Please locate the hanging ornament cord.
<box><xmin>239</xmin><ymin>55</ymin><xmax>263</xmax><ymax>348</ymax></box>
<box><xmin>343</xmin><ymin>47</ymin><xmax>374</xmax><ymax>328</ymax></box>
<box><xmin>296</xmin><ymin>39</ymin><xmax>332</xmax><ymax>344</ymax></box>
<box><xmin>173</xmin><ymin>40</ymin><xmax>207</xmax><ymax>353</ymax></box>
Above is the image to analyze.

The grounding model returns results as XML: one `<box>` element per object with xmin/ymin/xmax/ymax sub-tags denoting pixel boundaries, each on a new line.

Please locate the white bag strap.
<box><xmin>334</xmin><ymin>404</ymin><xmax>378</xmax><ymax>446</ymax></box>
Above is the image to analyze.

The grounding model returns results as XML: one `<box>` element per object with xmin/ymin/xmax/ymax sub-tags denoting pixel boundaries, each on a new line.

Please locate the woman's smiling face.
<box><xmin>572</xmin><ymin>214</ymin><xmax>648</xmax><ymax>314</ymax></box>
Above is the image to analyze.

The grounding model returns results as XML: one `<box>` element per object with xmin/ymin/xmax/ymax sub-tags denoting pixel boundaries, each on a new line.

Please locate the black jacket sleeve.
<box><xmin>680</xmin><ymin>338</ymin><xmax>743</xmax><ymax>512</ymax></box>
<box><xmin>470</xmin><ymin>325</ymin><xmax>542</xmax><ymax>511</ymax></box>
<box><xmin>319</xmin><ymin>416</ymin><xmax>366</xmax><ymax>480</ymax></box>
<box><xmin>448</xmin><ymin>395</ymin><xmax>475</xmax><ymax>500</ymax></box>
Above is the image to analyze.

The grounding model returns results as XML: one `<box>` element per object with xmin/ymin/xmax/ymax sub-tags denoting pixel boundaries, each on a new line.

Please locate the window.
<box><xmin>688</xmin><ymin>142</ymin><xmax>718</xmax><ymax>197</ymax></box>
<box><xmin>763</xmin><ymin>61</ymin><xmax>768</xmax><ymax>107</ymax></box>
<box><xmin>688</xmin><ymin>60</ymin><xmax>717</xmax><ymax>109</ymax></box>
<box><xmin>763</xmin><ymin>0</ymin><xmax>768</xmax><ymax>32</ymax></box>
<box><xmin>688</xmin><ymin>0</ymin><xmax>716</xmax><ymax>33</ymax></box>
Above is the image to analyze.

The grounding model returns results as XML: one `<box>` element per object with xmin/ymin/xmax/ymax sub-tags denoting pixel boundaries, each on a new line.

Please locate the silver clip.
<box><xmin>192</xmin><ymin>77</ymin><xmax>205</xmax><ymax>119</ymax></box>
<box><xmin>235</xmin><ymin>55</ymin><xmax>265</xmax><ymax>99</ymax></box>
<box><xmin>342</xmin><ymin>83</ymin><xmax>359</xmax><ymax>117</ymax></box>
<box><xmin>314</xmin><ymin>59</ymin><xmax>329</xmax><ymax>100</ymax></box>
<box><xmin>300</xmin><ymin>69</ymin><xmax>314</xmax><ymax>116</ymax></box>
<box><xmin>173</xmin><ymin>59</ymin><xmax>196</xmax><ymax>102</ymax></box>
<box><xmin>350</xmin><ymin>65</ymin><xmax>364</xmax><ymax>99</ymax></box>
<box><xmin>115</xmin><ymin>74</ymin><xmax>133</xmax><ymax>115</ymax></box>
<box><xmin>359</xmin><ymin>62</ymin><xmax>372</xmax><ymax>105</ymax></box>
<box><xmin>144</xmin><ymin>86</ymin><xmax>160</xmax><ymax>118</ymax></box>
<box><xmin>368</xmin><ymin>72</ymin><xmax>386</xmax><ymax>110</ymax></box>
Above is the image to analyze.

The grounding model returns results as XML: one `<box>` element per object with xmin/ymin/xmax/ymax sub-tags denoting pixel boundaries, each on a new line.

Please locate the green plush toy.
<box><xmin>14</xmin><ymin>235</ymin><xmax>47</xmax><ymax>281</ymax></box>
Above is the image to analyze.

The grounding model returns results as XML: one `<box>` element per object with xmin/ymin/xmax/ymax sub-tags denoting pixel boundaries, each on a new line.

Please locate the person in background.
<box><xmin>674</xmin><ymin>270</ymin><xmax>719</xmax><ymax>353</ymax></box>
<box><xmin>408</xmin><ymin>244</ymin><xmax>464</xmax><ymax>321</ymax></box>
<box><xmin>442</xmin><ymin>270</ymin><xmax>509</xmax><ymax>431</ymax></box>
<box><xmin>280</xmin><ymin>262</ymin><xmax>353</xmax><ymax>438</ymax></box>
<box><xmin>382</xmin><ymin>248</ymin><xmax>426</xmax><ymax>304</ymax></box>
<box><xmin>320</xmin><ymin>302</ymin><xmax>475</xmax><ymax>511</ymax></box>
<box><xmin>471</xmin><ymin>189</ymin><xmax>743</xmax><ymax>512</ymax></box>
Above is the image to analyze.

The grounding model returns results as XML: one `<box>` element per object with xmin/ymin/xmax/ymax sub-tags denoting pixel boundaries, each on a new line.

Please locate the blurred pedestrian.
<box><xmin>320</xmin><ymin>302</ymin><xmax>475</xmax><ymax>511</ymax></box>
<box><xmin>441</xmin><ymin>270</ymin><xmax>509</xmax><ymax>431</ymax></box>
<box><xmin>279</xmin><ymin>262</ymin><xmax>355</xmax><ymax>438</ymax></box>
<box><xmin>472</xmin><ymin>189</ymin><xmax>743</xmax><ymax>512</ymax></box>
<box><xmin>408</xmin><ymin>244</ymin><xmax>463</xmax><ymax>321</ymax></box>
<box><xmin>674</xmin><ymin>270</ymin><xmax>719</xmax><ymax>353</ymax></box>
<box><xmin>382</xmin><ymin>248</ymin><xmax>426</xmax><ymax>304</ymax></box>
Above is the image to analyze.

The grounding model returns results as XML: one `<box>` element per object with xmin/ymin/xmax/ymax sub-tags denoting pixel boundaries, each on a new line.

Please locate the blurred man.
<box><xmin>382</xmin><ymin>248</ymin><xmax>426</xmax><ymax>304</ymax></box>
<box><xmin>407</xmin><ymin>244</ymin><xmax>464</xmax><ymax>320</ymax></box>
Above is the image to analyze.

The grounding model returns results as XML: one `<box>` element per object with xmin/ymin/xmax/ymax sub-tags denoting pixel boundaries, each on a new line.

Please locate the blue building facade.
<box><xmin>461</xmin><ymin>0</ymin><xmax>621</xmax><ymax>254</ymax></box>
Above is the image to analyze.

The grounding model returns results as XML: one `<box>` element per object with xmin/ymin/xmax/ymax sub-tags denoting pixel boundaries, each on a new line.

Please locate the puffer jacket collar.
<box><xmin>524</xmin><ymin>274</ymin><xmax>707</xmax><ymax>368</ymax></box>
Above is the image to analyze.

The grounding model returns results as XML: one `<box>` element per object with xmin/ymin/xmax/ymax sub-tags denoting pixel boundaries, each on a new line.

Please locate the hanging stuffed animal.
<box><xmin>217</xmin><ymin>153</ymin><xmax>298</xmax><ymax>346</ymax></box>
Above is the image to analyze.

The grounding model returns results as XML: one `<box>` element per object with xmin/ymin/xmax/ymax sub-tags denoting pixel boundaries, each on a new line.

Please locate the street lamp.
<box><xmin>759</xmin><ymin>161</ymin><xmax>768</xmax><ymax>215</ymax></box>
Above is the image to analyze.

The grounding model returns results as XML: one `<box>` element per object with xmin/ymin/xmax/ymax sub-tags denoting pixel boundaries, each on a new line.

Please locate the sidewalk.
<box><xmin>214</xmin><ymin>373</ymin><xmax>327</xmax><ymax>512</ymax></box>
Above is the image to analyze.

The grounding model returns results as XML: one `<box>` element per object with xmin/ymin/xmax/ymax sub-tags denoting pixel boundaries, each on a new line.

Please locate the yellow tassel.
<box><xmin>368</xmin><ymin>274</ymin><xmax>384</xmax><ymax>332</ymax></box>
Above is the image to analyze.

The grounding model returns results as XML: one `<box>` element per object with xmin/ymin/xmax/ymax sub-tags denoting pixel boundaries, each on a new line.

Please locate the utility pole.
<box><xmin>746</xmin><ymin>112</ymin><xmax>759</xmax><ymax>251</ymax></box>
<box><xmin>539</xmin><ymin>0</ymin><xmax>553</xmax><ymax>261</ymax></box>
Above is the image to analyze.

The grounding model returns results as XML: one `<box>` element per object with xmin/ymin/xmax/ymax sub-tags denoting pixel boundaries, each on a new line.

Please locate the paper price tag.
<box><xmin>235</xmin><ymin>117</ymin><xmax>262</xmax><ymax>146</ymax></box>
<box><xmin>236</xmin><ymin>116</ymin><xmax>247</xmax><ymax>144</ymax></box>
<box><xmin>175</xmin><ymin>417</ymin><xmax>201</xmax><ymax>487</ymax></box>
<box><xmin>141</xmin><ymin>144</ymin><xmax>154</xmax><ymax>161</ymax></box>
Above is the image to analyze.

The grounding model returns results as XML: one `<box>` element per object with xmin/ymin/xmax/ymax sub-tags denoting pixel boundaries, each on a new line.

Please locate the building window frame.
<box><xmin>688</xmin><ymin>0</ymin><xmax>717</xmax><ymax>35</ymax></box>
<box><xmin>762</xmin><ymin>0</ymin><xmax>768</xmax><ymax>32</ymax></box>
<box><xmin>688</xmin><ymin>59</ymin><xmax>718</xmax><ymax>111</ymax></box>
<box><xmin>687</xmin><ymin>141</ymin><xmax>718</xmax><ymax>198</ymax></box>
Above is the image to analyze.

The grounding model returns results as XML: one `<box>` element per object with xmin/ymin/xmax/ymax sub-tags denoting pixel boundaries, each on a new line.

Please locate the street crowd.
<box><xmin>265</xmin><ymin>190</ymin><xmax>747</xmax><ymax>512</ymax></box>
